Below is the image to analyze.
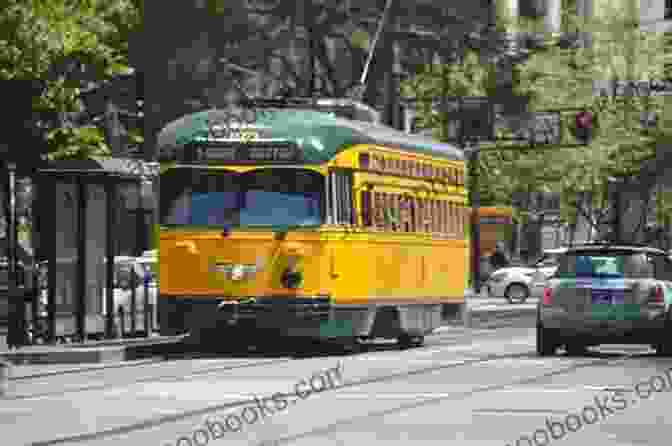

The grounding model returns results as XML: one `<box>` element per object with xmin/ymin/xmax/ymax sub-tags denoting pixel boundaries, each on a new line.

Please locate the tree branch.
<box><xmin>313</xmin><ymin>35</ymin><xmax>340</xmax><ymax>95</ymax></box>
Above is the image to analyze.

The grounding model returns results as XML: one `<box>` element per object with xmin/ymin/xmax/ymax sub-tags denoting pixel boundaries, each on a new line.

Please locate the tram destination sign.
<box><xmin>194</xmin><ymin>141</ymin><xmax>302</xmax><ymax>164</ymax></box>
<box><xmin>358</xmin><ymin>151</ymin><xmax>465</xmax><ymax>185</ymax></box>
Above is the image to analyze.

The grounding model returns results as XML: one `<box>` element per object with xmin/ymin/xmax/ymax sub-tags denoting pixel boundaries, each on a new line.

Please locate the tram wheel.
<box><xmin>398</xmin><ymin>334</ymin><xmax>424</xmax><ymax>349</ymax></box>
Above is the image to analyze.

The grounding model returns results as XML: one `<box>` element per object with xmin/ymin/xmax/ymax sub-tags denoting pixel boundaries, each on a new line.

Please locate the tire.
<box><xmin>505</xmin><ymin>283</ymin><xmax>530</xmax><ymax>304</ymax></box>
<box><xmin>398</xmin><ymin>334</ymin><xmax>425</xmax><ymax>349</ymax></box>
<box><xmin>566</xmin><ymin>342</ymin><xmax>588</xmax><ymax>356</ymax></box>
<box><xmin>655</xmin><ymin>312</ymin><xmax>672</xmax><ymax>356</ymax></box>
<box><xmin>536</xmin><ymin>322</ymin><xmax>557</xmax><ymax>356</ymax></box>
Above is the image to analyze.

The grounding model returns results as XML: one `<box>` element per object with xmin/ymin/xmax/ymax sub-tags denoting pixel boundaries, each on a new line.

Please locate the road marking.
<box><xmin>473</xmin><ymin>409</ymin><xmax>570</xmax><ymax>416</ymax></box>
<box><xmin>492</xmin><ymin>387</ymin><xmax>584</xmax><ymax>393</ymax></box>
<box><xmin>0</xmin><ymin>407</ymin><xmax>34</xmax><ymax>414</ymax></box>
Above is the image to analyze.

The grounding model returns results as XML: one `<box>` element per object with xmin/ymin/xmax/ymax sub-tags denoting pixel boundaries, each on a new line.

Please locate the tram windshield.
<box><xmin>160</xmin><ymin>168</ymin><xmax>324</xmax><ymax>228</ymax></box>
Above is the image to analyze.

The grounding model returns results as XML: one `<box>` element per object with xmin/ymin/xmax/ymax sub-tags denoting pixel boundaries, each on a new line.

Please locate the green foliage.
<box><xmin>45</xmin><ymin>125</ymin><xmax>111</xmax><ymax>160</ymax></box>
<box><xmin>0</xmin><ymin>0</ymin><xmax>140</xmax><ymax>161</ymax></box>
<box><xmin>403</xmin><ymin>5</ymin><xmax>672</xmax><ymax>225</ymax></box>
<box><xmin>401</xmin><ymin>49</ymin><xmax>498</xmax><ymax>142</ymax></box>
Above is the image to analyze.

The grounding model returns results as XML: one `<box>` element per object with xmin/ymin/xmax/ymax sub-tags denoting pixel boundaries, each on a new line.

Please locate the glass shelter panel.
<box><xmin>85</xmin><ymin>183</ymin><xmax>107</xmax><ymax>317</ymax></box>
<box><xmin>54</xmin><ymin>182</ymin><xmax>78</xmax><ymax>316</ymax></box>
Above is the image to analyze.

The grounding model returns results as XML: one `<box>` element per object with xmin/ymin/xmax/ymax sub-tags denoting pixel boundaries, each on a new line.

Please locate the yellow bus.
<box><xmin>155</xmin><ymin>102</ymin><xmax>469</xmax><ymax>349</ymax></box>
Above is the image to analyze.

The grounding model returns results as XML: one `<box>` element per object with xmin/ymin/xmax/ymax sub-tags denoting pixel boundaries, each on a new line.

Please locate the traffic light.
<box><xmin>573</xmin><ymin>110</ymin><xmax>596</xmax><ymax>145</ymax></box>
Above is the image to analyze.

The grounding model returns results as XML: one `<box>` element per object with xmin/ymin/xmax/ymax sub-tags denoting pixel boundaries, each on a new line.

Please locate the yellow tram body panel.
<box><xmin>155</xmin><ymin>105</ymin><xmax>469</xmax><ymax>337</ymax></box>
<box><xmin>159</xmin><ymin>227</ymin><xmax>468</xmax><ymax>305</ymax></box>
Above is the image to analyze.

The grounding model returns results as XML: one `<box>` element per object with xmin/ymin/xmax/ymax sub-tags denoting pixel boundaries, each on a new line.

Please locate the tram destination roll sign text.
<box><xmin>198</xmin><ymin>142</ymin><xmax>301</xmax><ymax>164</ymax></box>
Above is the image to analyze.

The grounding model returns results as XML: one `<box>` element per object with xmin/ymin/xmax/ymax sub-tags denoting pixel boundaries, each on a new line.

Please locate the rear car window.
<box><xmin>557</xmin><ymin>251</ymin><xmax>654</xmax><ymax>279</ymax></box>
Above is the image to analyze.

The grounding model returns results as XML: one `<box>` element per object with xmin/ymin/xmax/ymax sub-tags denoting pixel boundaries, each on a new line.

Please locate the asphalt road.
<box><xmin>2</xmin><ymin>317</ymin><xmax>671</xmax><ymax>446</ymax></box>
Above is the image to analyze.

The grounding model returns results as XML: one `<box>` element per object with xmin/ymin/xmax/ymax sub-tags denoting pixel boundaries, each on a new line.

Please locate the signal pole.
<box><xmin>468</xmin><ymin>142</ymin><xmax>481</xmax><ymax>293</ymax></box>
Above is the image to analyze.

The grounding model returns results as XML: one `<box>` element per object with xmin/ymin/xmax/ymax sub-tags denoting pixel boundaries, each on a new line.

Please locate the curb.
<box><xmin>442</xmin><ymin>304</ymin><xmax>537</xmax><ymax>328</ymax></box>
<box><xmin>0</xmin><ymin>336</ymin><xmax>184</xmax><ymax>365</ymax></box>
<box><xmin>0</xmin><ymin>360</ymin><xmax>10</xmax><ymax>397</ymax></box>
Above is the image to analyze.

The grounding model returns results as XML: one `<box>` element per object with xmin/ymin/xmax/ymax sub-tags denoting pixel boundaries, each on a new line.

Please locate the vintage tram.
<box><xmin>155</xmin><ymin>99</ymin><xmax>469</xmax><ymax>348</ymax></box>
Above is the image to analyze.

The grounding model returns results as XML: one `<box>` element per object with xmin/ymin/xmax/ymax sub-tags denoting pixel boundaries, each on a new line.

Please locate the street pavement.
<box><xmin>1</xmin><ymin>321</ymin><xmax>671</xmax><ymax>446</ymax></box>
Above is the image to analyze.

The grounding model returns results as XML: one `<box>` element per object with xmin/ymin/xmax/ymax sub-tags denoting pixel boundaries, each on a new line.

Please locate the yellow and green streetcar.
<box><xmin>155</xmin><ymin>99</ymin><xmax>469</xmax><ymax>348</ymax></box>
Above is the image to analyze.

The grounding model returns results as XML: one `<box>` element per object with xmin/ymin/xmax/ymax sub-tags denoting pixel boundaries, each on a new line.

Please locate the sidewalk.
<box><xmin>0</xmin><ymin>333</ymin><xmax>185</xmax><ymax>366</ymax></box>
<box><xmin>0</xmin><ymin>292</ymin><xmax>535</xmax><ymax>368</ymax></box>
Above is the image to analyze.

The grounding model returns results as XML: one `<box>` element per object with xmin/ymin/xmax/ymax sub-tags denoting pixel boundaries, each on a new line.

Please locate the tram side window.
<box><xmin>360</xmin><ymin>190</ymin><xmax>372</xmax><ymax>227</ymax></box>
<box><xmin>424</xmin><ymin>199</ymin><xmax>432</xmax><ymax>233</ymax></box>
<box><xmin>373</xmin><ymin>192</ymin><xmax>386</xmax><ymax>228</ymax></box>
<box><xmin>448</xmin><ymin>202</ymin><xmax>455</xmax><ymax>235</ymax></box>
<box><xmin>440</xmin><ymin>200</ymin><xmax>447</xmax><ymax>234</ymax></box>
<box><xmin>400</xmin><ymin>195</ymin><xmax>413</xmax><ymax>232</ymax></box>
<box><xmin>330</xmin><ymin>171</ymin><xmax>355</xmax><ymax>225</ymax></box>
<box><xmin>455</xmin><ymin>204</ymin><xmax>462</xmax><ymax>235</ymax></box>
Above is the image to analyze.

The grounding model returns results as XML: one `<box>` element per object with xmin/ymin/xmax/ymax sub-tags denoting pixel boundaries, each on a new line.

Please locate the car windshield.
<box><xmin>533</xmin><ymin>253</ymin><xmax>561</xmax><ymax>267</ymax></box>
<box><xmin>160</xmin><ymin>168</ymin><xmax>324</xmax><ymax>228</ymax></box>
<box><xmin>556</xmin><ymin>251</ymin><xmax>654</xmax><ymax>279</ymax></box>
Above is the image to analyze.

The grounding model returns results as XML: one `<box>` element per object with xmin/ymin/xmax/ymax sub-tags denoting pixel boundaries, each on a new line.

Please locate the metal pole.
<box><xmin>469</xmin><ymin>145</ymin><xmax>481</xmax><ymax>293</ymax></box>
<box><xmin>6</xmin><ymin>162</ymin><xmax>24</xmax><ymax>348</ymax></box>
<box><xmin>104</xmin><ymin>179</ymin><xmax>116</xmax><ymax>339</ymax></box>
<box><xmin>306</xmin><ymin>0</ymin><xmax>315</xmax><ymax>98</ymax></box>
<box><xmin>76</xmin><ymin>179</ymin><xmax>87</xmax><ymax>342</ymax></box>
<box><xmin>130</xmin><ymin>264</ymin><xmax>137</xmax><ymax>336</ymax></box>
<box><xmin>46</xmin><ymin>176</ymin><xmax>56</xmax><ymax>344</ymax></box>
<box><xmin>143</xmin><ymin>273</ymin><xmax>150</xmax><ymax>336</ymax></box>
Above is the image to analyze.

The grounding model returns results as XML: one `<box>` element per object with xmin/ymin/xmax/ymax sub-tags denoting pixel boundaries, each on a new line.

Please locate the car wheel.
<box><xmin>536</xmin><ymin>322</ymin><xmax>556</xmax><ymax>356</ymax></box>
<box><xmin>655</xmin><ymin>311</ymin><xmax>672</xmax><ymax>356</ymax></box>
<box><xmin>505</xmin><ymin>283</ymin><xmax>529</xmax><ymax>304</ymax></box>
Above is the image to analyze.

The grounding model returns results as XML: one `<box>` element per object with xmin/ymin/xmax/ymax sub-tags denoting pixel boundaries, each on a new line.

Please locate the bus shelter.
<box><xmin>34</xmin><ymin>158</ymin><xmax>156</xmax><ymax>343</ymax></box>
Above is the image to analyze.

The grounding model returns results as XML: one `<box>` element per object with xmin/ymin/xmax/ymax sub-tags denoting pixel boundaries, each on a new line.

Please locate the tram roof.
<box><xmin>156</xmin><ymin>108</ymin><xmax>464</xmax><ymax>163</ymax></box>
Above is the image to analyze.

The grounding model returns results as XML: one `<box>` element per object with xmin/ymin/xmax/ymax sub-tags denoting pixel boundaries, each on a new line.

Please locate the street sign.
<box><xmin>493</xmin><ymin>111</ymin><xmax>562</xmax><ymax>146</ymax></box>
<box><xmin>522</xmin><ymin>112</ymin><xmax>562</xmax><ymax>146</ymax></box>
<box><xmin>599</xmin><ymin>80</ymin><xmax>672</xmax><ymax>97</ymax></box>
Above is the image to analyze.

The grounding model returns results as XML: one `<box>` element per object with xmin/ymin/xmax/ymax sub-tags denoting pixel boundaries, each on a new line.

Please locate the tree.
<box><xmin>0</xmin><ymin>0</ymin><xmax>141</xmax><ymax>162</ymax></box>
<box><xmin>511</xmin><ymin>3</ymin><xmax>672</xmax><ymax>241</ymax></box>
<box><xmin>140</xmin><ymin>0</ymin><xmax>493</xmax><ymax>158</ymax></box>
<box><xmin>402</xmin><ymin>3</ymin><xmax>672</xmax><ymax>243</ymax></box>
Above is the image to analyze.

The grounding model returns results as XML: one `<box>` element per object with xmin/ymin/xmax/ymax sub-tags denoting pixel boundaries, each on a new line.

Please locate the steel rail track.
<box><xmin>24</xmin><ymin>334</ymin><xmax>630</xmax><ymax>446</ymax></box>
<box><xmin>258</xmin><ymin>352</ymin><xmax>639</xmax><ymax>446</ymax></box>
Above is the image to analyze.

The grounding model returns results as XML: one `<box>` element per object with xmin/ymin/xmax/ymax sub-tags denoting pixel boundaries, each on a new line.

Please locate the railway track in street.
<box><xmin>9</xmin><ymin>325</ymin><xmax>651</xmax><ymax>446</ymax></box>
<box><xmin>5</xmin><ymin>317</ymin><xmax>535</xmax><ymax>402</ymax></box>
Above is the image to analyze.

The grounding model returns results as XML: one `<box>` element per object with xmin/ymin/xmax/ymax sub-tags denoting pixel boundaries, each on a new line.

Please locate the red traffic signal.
<box><xmin>574</xmin><ymin>111</ymin><xmax>596</xmax><ymax>144</ymax></box>
<box><xmin>575</xmin><ymin>111</ymin><xmax>594</xmax><ymax>128</ymax></box>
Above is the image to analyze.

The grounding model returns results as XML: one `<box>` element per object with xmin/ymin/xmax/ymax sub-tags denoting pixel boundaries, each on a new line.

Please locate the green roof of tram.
<box><xmin>156</xmin><ymin>107</ymin><xmax>464</xmax><ymax>163</ymax></box>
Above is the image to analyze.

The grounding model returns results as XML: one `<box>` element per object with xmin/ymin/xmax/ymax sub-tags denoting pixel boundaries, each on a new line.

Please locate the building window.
<box><xmin>667</xmin><ymin>0</ymin><xmax>672</xmax><ymax>20</ymax></box>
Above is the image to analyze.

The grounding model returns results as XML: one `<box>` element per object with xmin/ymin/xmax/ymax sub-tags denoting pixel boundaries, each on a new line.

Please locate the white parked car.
<box><xmin>484</xmin><ymin>248</ymin><xmax>567</xmax><ymax>303</ymax></box>
<box><xmin>102</xmin><ymin>255</ymin><xmax>158</xmax><ymax>328</ymax></box>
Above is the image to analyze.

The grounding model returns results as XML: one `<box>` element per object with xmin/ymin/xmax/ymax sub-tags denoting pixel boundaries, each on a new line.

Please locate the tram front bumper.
<box><xmin>216</xmin><ymin>298</ymin><xmax>332</xmax><ymax>325</ymax></box>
